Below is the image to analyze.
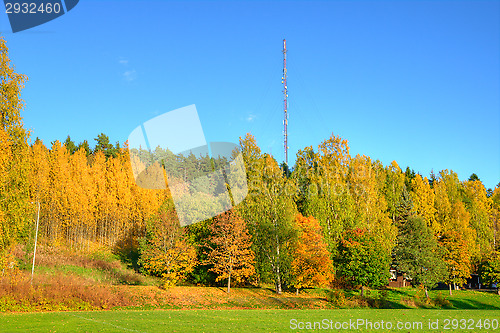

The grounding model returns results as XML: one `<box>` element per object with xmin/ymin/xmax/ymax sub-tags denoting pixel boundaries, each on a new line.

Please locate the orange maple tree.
<box><xmin>205</xmin><ymin>209</ymin><xmax>256</xmax><ymax>293</ymax></box>
<box><xmin>291</xmin><ymin>213</ymin><xmax>333</xmax><ymax>294</ymax></box>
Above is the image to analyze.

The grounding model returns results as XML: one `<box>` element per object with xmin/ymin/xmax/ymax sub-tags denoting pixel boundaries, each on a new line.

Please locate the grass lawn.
<box><xmin>3</xmin><ymin>308</ymin><xmax>500</xmax><ymax>332</ymax></box>
<box><xmin>5</xmin><ymin>246</ymin><xmax>500</xmax><ymax>331</ymax></box>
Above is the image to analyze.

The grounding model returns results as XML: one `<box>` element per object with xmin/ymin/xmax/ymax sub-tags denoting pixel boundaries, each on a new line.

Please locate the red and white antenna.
<box><xmin>282</xmin><ymin>39</ymin><xmax>288</xmax><ymax>166</ymax></box>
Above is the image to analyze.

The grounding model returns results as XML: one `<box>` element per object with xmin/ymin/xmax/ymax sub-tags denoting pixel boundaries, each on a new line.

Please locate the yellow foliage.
<box><xmin>0</xmin><ymin>247</ymin><xmax>22</xmax><ymax>285</ymax></box>
<box><xmin>441</xmin><ymin>230</ymin><xmax>472</xmax><ymax>286</ymax></box>
<box><xmin>144</xmin><ymin>239</ymin><xmax>197</xmax><ymax>288</ymax></box>
<box><xmin>411</xmin><ymin>174</ymin><xmax>438</xmax><ymax>234</ymax></box>
<box><xmin>140</xmin><ymin>209</ymin><xmax>197</xmax><ymax>288</ymax></box>
<box><xmin>0</xmin><ymin>37</ymin><xmax>31</xmax><ymax>252</ymax></box>
<box><xmin>24</xmin><ymin>138</ymin><xmax>168</xmax><ymax>249</ymax></box>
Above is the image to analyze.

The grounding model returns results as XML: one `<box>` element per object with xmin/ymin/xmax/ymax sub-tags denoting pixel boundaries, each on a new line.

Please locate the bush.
<box><xmin>326</xmin><ymin>289</ymin><xmax>346</xmax><ymax>308</ymax></box>
<box><xmin>0</xmin><ymin>272</ymin><xmax>133</xmax><ymax>312</ymax></box>
<box><xmin>433</xmin><ymin>292</ymin><xmax>451</xmax><ymax>308</ymax></box>
<box><xmin>373</xmin><ymin>289</ymin><xmax>389</xmax><ymax>308</ymax></box>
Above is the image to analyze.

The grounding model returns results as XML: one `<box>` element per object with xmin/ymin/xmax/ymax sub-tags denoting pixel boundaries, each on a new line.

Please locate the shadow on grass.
<box><xmin>448</xmin><ymin>298</ymin><xmax>500</xmax><ymax>310</ymax></box>
<box><xmin>387</xmin><ymin>288</ymin><xmax>413</xmax><ymax>296</ymax></box>
<box><xmin>381</xmin><ymin>299</ymin><xmax>412</xmax><ymax>309</ymax></box>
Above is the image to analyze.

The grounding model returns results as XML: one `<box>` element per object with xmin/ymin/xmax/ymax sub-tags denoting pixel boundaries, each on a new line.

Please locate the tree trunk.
<box><xmin>275</xmin><ymin>272</ymin><xmax>282</xmax><ymax>294</ymax></box>
<box><xmin>275</xmin><ymin>240</ymin><xmax>282</xmax><ymax>294</ymax></box>
<box><xmin>425</xmin><ymin>287</ymin><xmax>429</xmax><ymax>299</ymax></box>
<box><xmin>227</xmin><ymin>261</ymin><xmax>232</xmax><ymax>293</ymax></box>
<box><xmin>296</xmin><ymin>288</ymin><xmax>299</xmax><ymax>296</ymax></box>
<box><xmin>449</xmin><ymin>284</ymin><xmax>452</xmax><ymax>296</ymax></box>
<box><xmin>360</xmin><ymin>285</ymin><xmax>364</xmax><ymax>297</ymax></box>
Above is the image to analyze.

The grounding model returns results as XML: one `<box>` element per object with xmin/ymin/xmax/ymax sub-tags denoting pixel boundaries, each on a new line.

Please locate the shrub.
<box><xmin>433</xmin><ymin>292</ymin><xmax>451</xmax><ymax>308</ymax></box>
<box><xmin>0</xmin><ymin>271</ymin><xmax>133</xmax><ymax>312</ymax></box>
<box><xmin>326</xmin><ymin>289</ymin><xmax>346</xmax><ymax>308</ymax></box>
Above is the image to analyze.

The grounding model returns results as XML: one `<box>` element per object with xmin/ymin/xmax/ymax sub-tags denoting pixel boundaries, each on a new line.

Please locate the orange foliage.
<box><xmin>291</xmin><ymin>213</ymin><xmax>333</xmax><ymax>291</ymax></box>
<box><xmin>205</xmin><ymin>210</ymin><xmax>256</xmax><ymax>292</ymax></box>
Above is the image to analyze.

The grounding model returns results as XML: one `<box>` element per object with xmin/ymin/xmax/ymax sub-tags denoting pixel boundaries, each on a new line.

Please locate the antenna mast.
<box><xmin>282</xmin><ymin>39</ymin><xmax>288</xmax><ymax>166</ymax></box>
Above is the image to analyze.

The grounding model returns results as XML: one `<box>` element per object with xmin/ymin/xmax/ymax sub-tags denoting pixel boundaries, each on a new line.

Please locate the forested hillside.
<box><xmin>1</xmin><ymin>36</ymin><xmax>500</xmax><ymax>297</ymax></box>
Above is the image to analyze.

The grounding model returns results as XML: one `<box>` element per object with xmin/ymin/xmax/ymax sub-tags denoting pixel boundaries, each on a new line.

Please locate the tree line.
<box><xmin>1</xmin><ymin>36</ymin><xmax>500</xmax><ymax>296</ymax></box>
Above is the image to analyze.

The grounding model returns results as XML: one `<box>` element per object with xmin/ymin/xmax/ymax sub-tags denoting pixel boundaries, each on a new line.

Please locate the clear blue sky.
<box><xmin>1</xmin><ymin>1</ymin><xmax>499</xmax><ymax>189</ymax></box>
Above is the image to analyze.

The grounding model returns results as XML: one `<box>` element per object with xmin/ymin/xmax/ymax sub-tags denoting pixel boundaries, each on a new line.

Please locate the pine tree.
<box><xmin>469</xmin><ymin>173</ymin><xmax>480</xmax><ymax>182</ymax></box>
<box><xmin>396</xmin><ymin>186</ymin><xmax>413</xmax><ymax>223</ymax></box>
<box><xmin>77</xmin><ymin>139</ymin><xmax>91</xmax><ymax>157</ymax></box>
<box><xmin>94</xmin><ymin>133</ymin><xmax>117</xmax><ymax>159</ymax></box>
<box><xmin>404</xmin><ymin>167</ymin><xmax>416</xmax><ymax>192</ymax></box>
<box><xmin>64</xmin><ymin>135</ymin><xmax>77</xmax><ymax>154</ymax></box>
<box><xmin>394</xmin><ymin>216</ymin><xmax>447</xmax><ymax>298</ymax></box>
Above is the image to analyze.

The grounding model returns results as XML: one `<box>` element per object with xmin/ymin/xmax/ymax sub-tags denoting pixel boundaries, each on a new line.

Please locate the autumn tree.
<box><xmin>294</xmin><ymin>135</ymin><xmax>355</xmax><ymax>254</ymax></box>
<box><xmin>28</xmin><ymin>139</ymin><xmax>51</xmax><ymax>247</ymax></box>
<box><xmin>463</xmin><ymin>178</ymin><xmax>493</xmax><ymax>260</ymax></box>
<box><xmin>24</xmin><ymin>135</ymin><xmax>167</xmax><ymax>251</ymax></box>
<box><xmin>67</xmin><ymin>146</ymin><xmax>96</xmax><ymax>249</ymax></box>
<box><xmin>204</xmin><ymin>210</ymin><xmax>255</xmax><ymax>293</ymax></box>
<box><xmin>383</xmin><ymin>161</ymin><xmax>405</xmax><ymax>222</ymax></box>
<box><xmin>434</xmin><ymin>178</ymin><xmax>452</xmax><ymax>235</ymax></box>
<box><xmin>432</xmin><ymin>174</ymin><xmax>477</xmax><ymax>289</ymax></box>
<box><xmin>411</xmin><ymin>174</ymin><xmax>438</xmax><ymax>234</ymax></box>
<box><xmin>492</xmin><ymin>185</ymin><xmax>500</xmax><ymax>247</ymax></box>
<box><xmin>347</xmin><ymin>155</ymin><xmax>396</xmax><ymax>254</ymax></box>
<box><xmin>253</xmin><ymin>154</ymin><xmax>297</xmax><ymax>294</ymax></box>
<box><xmin>440</xmin><ymin>230</ymin><xmax>471</xmax><ymax>295</ymax></box>
<box><xmin>0</xmin><ymin>37</ymin><xmax>31</xmax><ymax>252</ymax></box>
<box><xmin>29</xmin><ymin>139</ymin><xmax>50</xmax><ymax>204</ymax></box>
<box><xmin>0</xmin><ymin>127</ymin><xmax>12</xmax><ymax>251</ymax></box>
<box><xmin>45</xmin><ymin>140</ymin><xmax>72</xmax><ymax>243</ymax></box>
<box><xmin>291</xmin><ymin>214</ymin><xmax>333</xmax><ymax>294</ymax></box>
<box><xmin>91</xmin><ymin>150</ymin><xmax>111</xmax><ymax>244</ymax></box>
<box><xmin>139</xmin><ymin>203</ymin><xmax>197</xmax><ymax>287</ymax></box>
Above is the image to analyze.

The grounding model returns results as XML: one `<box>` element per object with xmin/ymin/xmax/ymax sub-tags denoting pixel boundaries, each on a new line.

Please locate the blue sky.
<box><xmin>1</xmin><ymin>1</ymin><xmax>499</xmax><ymax>189</ymax></box>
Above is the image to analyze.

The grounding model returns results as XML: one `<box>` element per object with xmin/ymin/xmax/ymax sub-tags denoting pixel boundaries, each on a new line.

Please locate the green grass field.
<box><xmin>3</xmin><ymin>309</ymin><xmax>500</xmax><ymax>332</ymax></box>
<box><xmin>5</xmin><ymin>246</ymin><xmax>500</xmax><ymax>332</ymax></box>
